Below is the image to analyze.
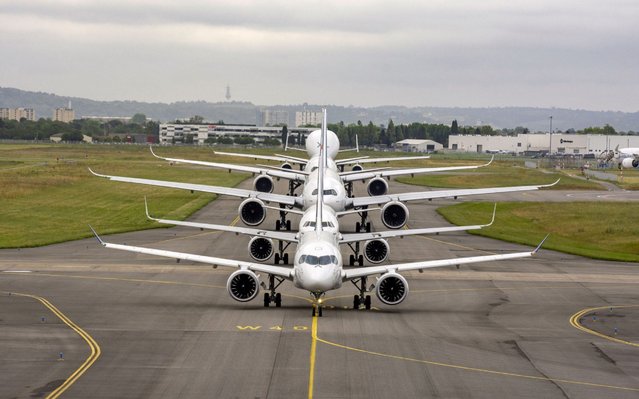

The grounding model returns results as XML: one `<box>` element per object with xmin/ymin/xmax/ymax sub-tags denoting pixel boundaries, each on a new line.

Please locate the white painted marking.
<box><xmin>2</xmin><ymin>270</ymin><xmax>33</xmax><ymax>273</ymax></box>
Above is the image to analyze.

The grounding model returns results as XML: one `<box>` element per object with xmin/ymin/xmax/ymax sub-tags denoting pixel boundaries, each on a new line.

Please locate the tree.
<box><xmin>189</xmin><ymin>115</ymin><xmax>204</xmax><ymax>124</ymax></box>
<box><xmin>131</xmin><ymin>113</ymin><xmax>147</xmax><ymax>125</ymax></box>
<box><xmin>61</xmin><ymin>131</ymin><xmax>84</xmax><ymax>142</ymax></box>
<box><xmin>386</xmin><ymin>119</ymin><xmax>396</xmax><ymax>145</ymax></box>
<box><xmin>451</xmin><ymin>120</ymin><xmax>459</xmax><ymax>135</ymax></box>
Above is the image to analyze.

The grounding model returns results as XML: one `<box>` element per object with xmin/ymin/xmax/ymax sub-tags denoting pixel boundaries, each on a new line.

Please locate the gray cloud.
<box><xmin>1</xmin><ymin>0</ymin><xmax>638</xmax><ymax>112</ymax></box>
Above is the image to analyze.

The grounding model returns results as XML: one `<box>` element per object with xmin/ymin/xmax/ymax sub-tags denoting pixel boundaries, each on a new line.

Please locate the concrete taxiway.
<box><xmin>1</xmin><ymin>177</ymin><xmax>638</xmax><ymax>398</ymax></box>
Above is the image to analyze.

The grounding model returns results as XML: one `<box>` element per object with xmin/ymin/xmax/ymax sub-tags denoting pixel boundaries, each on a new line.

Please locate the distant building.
<box><xmin>448</xmin><ymin>133</ymin><xmax>639</xmax><ymax>155</ymax></box>
<box><xmin>159</xmin><ymin>123</ymin><xmax>315</xmax><ymax>145</ymax></box>
<box><xmin>295</xmin><ymin>110</ymin><xmax>322</xmax><ymax>127</ymax></box>
<box><xmin>0</xmin><ymin>107</ymin><xmax>36</xmax><ymax>121</ymax></box>
<box><xmin>53</xmin><ymin>107</ymin><xmax>75</xmax><ymax>123</ymax></box>
<box><xmin>394</xmin><ymin>139</ymin><xmax>443</xmax><ymax>153</ymax></box>
<box><xmin>260</xmin><ymin>109</ymin><xmax>289</xmax><ymax>126</ymax></box>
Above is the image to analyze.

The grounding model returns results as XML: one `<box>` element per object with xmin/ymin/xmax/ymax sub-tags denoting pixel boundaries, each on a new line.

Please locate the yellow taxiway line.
<box><xmin>308</xmin><ymin>308</ymin><xmax>639</xmax><ymax>394</ymax></box>
<box><xmin>569</xmin><ymin>305</ymin><xmax>639</xmax><ymax>348</ymax></box>
<box><xmin>7</xmin><ymin>292</ymin><xmax>101</xmax><ymax>399</ymax></box>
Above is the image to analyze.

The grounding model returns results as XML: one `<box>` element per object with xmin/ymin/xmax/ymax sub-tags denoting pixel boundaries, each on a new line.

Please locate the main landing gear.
<box><xmin>288</xmin><ymin>180</ymin><xmax>302</xmax><ymax>197</ymax></box>
<box><xmin>351</xmin><ymin>276</ymin><xmax>372</xmax><ymax>310</ymax></box>
<box><xmin>355</xmin><ymin>207</ymin><xmax>371</xmax><ymax>233</ymax></box>
<box><xmin>346</xmin><ymin>242</ymin><xmax>364</xmax><ymax>266</ymax></box>
<box><xmin>273</xmin><ymin>240</ymin><xmax>291</xmax><ymax>265</ymax></box>
<box><xmin>275</xmin><ymin>204</ymin><xmax>292</xmax><ymax>231</ymax></box>
<box><xmin>262</xmin><ymin>274</ymin><xmax>284</xmax><ymax>308</ymax></box>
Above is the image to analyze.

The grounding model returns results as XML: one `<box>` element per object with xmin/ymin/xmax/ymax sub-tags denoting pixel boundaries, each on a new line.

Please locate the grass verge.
<box><xmin>437</xmin><ymin>202</ymin><xmax>639</xmax><ymax>262</ymax></box>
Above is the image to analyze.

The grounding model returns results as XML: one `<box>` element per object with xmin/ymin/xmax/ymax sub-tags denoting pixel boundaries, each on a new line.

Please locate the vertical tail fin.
<box><xmin>315</xmin><ymin>109</ymin><xmax>328</xmax><ymax>235</ymax></box>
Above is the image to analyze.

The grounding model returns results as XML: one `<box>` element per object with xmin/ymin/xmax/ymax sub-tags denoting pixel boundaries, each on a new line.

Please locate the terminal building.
<box><xmin>448</xmin><ymin>133</ymin><xmax>639</xmax><ymax>156</ymax></box>
<box><xmin>0</xmin><ymin>107</ymin><xmax>36</xmax><ymax>121</ymax></box>
<box><xmin>159</xmin><ymin>123</ymin><xmax>316</xmax><ymax>145</ymax></box>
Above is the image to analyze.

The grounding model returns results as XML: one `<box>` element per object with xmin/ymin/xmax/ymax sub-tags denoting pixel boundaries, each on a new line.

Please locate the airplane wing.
<box><xmin>348</xmin><ymin>179</ymin><xmax>560</xmax><ymax>208</ymax></box>
<box><xmin>145</xmin><ymin>199</ymin><xmax>298</xmax><ymax>242</ymax></box>
<box><xmin>89</xmin><ymin>226</ymin><xmax>293</xmax><ymax>279</ymax></box>
<box><xmin>343</xmin><ymin>235</ymin><xmax>548</xmax><ymax>280</ymax></box>
<box><xmin>339</xmin><ymin>204</ymin><xmax>496</xmax><ymax>244</ymax></box>
<box><xmin>150</xmin><ymin>147</ymin><xmax>306</xmax><ymax>181</ymax></box>
<box><xmin>336</xmin><ymin>155</ymin><xmax>430</xmax><ymax>166</ymax></box>
<box><xmin>88</xmin><ymin>168</ymin><xmax>300</xmax><ymax>207</ymax></box>
<box><xmin>340</xmin><ymin>157</ymin><xmax>494</xmax><ymax>183</ymax></box>
<box><xmin>214</xmin><ymin>151</ymin><xmax>308</xmax><ymax>166</ymax></box>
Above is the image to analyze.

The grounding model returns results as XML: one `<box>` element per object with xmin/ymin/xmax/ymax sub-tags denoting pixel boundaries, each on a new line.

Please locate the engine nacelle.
<box><xmin>226</xmin><ymin>270</ymin><xmax>260</xmax><ymax>302</ymax></box>
<box><xmin>238</xmin><ymin>198</ymin><xmax>266</xmax><ymax>226</ymax></box>
<box><xmin>364</xmin><ymin>239</ymin><xmax>389</xmax><ymax>264</ymax></box>
<box><xmin>381</xmin><ymin>201</ymin><xmax>409</xmax><ymax>229</ymax></box>
<box><xmin>376</xmin><ymin>273</ymin><xmax>409</xmax><ymax>305</ymax></box>
<box><xmin>248</xmin><ymin>237</ymin><xmax>274</xmax><ymax>262</ymax></box>
<box><xmin>253</xmin><ymin>175</ymin><xmax>274</xmax><ymax>193</ymax></box>
<box><xmin>280</xmin><ymin>162</ymin><xmax>292</xmax><ymax>170</ymax></box>
<box><xmin>351</xmin><ymin>164</ymin><xmax>363</xmax><ymax>172</ymax></box>
<box><xmin>367</xmin><ymin>177</ymin><xmax>389</xmax><ymax>196</ymax></box>
<box><xmin>621</xmin><ymin>157</ymin><xmax>639</xmax><ymax>169</ymax></box>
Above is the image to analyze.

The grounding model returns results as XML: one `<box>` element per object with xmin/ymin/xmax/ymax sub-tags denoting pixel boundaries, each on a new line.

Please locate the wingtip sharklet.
<box><xmin>533</xmin><ymin>234</ymin><xmax>550</xmax><ymax>254</ymax></box>
<box><xmin>88</xmin><ymin>224</ymin><xmax>105</xmax><ymax>246</ymax></box>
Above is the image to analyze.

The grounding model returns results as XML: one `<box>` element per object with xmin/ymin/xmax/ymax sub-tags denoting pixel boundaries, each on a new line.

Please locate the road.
<box><xmin>1</xmin><ymin>177</ymin><xmax>638</xmax><ymax>398</ymax></box>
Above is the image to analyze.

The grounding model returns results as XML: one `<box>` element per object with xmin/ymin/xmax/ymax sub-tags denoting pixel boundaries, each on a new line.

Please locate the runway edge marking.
<box><xmin>6</xmin><ymin>292</ymin><xmax>101</xmax><ymax>399</ymax></box>
<box><xmin>569</xmin><ymin>304</ymin><xmax>639</xmax><ymax>348</ymax></box>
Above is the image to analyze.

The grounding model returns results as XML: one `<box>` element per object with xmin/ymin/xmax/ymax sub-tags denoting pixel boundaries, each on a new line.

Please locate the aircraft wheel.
<box><xmin>283</xmin><ymin>253</ymin><xmax>289</xmax><ymax>265</ymax></box>
<box><xmin>355</xmin><ymin>222</ymin><xmax>361</xmax><ymax>232</ymax></box>
<box><xmin>263</xmin><ymin>293</ymin><xmax>271</xmax><ymax>307</ymax></box>
<box><xmin>318</xmin><ymin>307</ymin><xmax>323</xmax><ymax>317</ymax></box>
<box><xmin>366</xmin><ymin>222</ymin><xmax>371</xmax><ymax>232</ymax></box>
<box><xmin>358</xmin><ymin>255</ymin><xmax>364</xmax><ymax>266</ymax></box>
<box><xmin>364</xmin><ymin>295</ymin><xmax>371</xmax><ymax>310</ymax></box>
<box><xmin>353</xmin><ymin>295</ymin><xmax>360</xmax><ymax>309</ymax></box>
<box><xmin>275</xmin><ymin>293</ymin><xmax>282</xmax><ymax>307</ymax></box>
<box><xmin>349</xmin><ymin>255</ymin><xmax>355</xmax><ymax>266</ymax></box>
<box><xmin>275</xmin><ymin>220</ymin><xmax>281</xmax><ymax>231</ymax></box>
<box><xmin>286</xmin><ymin>220</ymin><xmax>291</xmax><ymax>231</ymax></box>
<box><xmin>312</xmin><ymin>306</ymin><xmax>316</xmax><ymax>317</ymax></box>
<box><xmin>274</xmin><ymin>253</ymin><xmax>280</xmax><ymax>265</ymax></box>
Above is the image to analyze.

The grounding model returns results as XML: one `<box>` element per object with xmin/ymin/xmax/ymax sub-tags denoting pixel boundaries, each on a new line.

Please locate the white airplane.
<box><xmin>90</xmin><ymin>110</ymin><xmax>548</xmax><ymax>316</ymax></box>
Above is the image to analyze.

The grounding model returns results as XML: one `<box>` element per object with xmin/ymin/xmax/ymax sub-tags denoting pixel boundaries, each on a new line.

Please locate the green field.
<box><xmin>438</xmin><ymin>202</ymin><xmax>639</xmax><ymax>262</ymax></box>
<box><xmin>0</xmin><ymin>144</ymin><xmax>250</xmax><ymax>248</ymax></box>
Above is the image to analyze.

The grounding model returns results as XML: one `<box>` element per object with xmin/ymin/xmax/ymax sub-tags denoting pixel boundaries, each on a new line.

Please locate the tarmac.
<box><xmin>1</xmin><ymin>176</ymin><xmax>638</xmax><ymax>398</ymax></box>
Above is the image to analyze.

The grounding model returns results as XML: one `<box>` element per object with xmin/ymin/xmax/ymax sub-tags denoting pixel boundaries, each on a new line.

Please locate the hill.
<box><xmin>1</xmin><ymin>87</ymin><xmax>638</xmax><ymax>132</ymax></box>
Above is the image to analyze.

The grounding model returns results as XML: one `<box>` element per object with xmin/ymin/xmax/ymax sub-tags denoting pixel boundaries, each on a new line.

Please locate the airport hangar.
<box><xmin>449</xmin><ymin>133</ymin><xmax>639</xmax><ymax>155</ymax></box>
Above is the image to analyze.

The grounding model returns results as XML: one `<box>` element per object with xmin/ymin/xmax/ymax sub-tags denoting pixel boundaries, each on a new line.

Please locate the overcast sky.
<box><xmin>1</xmin><ymin>0</ymin><xmax>638</xmax><ymax>112</ymax></box>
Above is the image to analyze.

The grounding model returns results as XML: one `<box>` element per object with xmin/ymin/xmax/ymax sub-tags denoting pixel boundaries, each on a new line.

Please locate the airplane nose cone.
<box><xmin>301</xmin><ymin>267</ymin><xmax>336</xmax><ymax>292</ymax></box>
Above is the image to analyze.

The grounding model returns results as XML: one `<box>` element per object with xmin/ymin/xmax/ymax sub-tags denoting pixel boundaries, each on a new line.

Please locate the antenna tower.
<box><xmin>225</xmin><ymin>84</ymin><xmax>231</xmax><ymax>101</ymax></box>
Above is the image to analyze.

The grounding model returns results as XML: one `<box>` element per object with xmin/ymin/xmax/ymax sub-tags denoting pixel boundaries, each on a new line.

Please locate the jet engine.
<box><xmin>238</xmin><ymin>199</ymin><xmax>266</xmax><ymax>226</ymax></box>
<box><xmin>351</xmin><ymin>164</ymin><xmax>363</xmax><ymax>172</ymax></box>
<box><xmin>381</xmin><ymin>201</ymin><xmax>409</xmax><ymax>229</ymax></box>
<box><xmin>281</xmin><ymin>162</ymin><xmax>292</xmax><ymax>170</ymax></box>
<box><xmin>253</xmin><ymin>175</ymin><xmax>274</xmax><ymax>193</ymax></box>
<box><xmin>227</xmin><ymin>270</ymin><xmax>260</xmax><ymax>302</ymax></box>
<box><xmin>367</xmin><ymin>177</ymin><xmax>389</xmax><ymax>196</ymax></box>
<box><xmin>248</xmin><ymin>237</ymin><xmax>274</xmax><ymax>262</ymax></box>
<box><xmin>364</xmin><ymin>239</ymin><xmax>389</xmax><ymax>264</ymax></box>
<box><xmin>621</xmin><ymin>157</ymin><xmax>639</xmax><ymax>169</ymax></box>
<box><xmin>375</xmin><ymin>273</ymin><xmax>409</xmax><ymax>305</ymax></box>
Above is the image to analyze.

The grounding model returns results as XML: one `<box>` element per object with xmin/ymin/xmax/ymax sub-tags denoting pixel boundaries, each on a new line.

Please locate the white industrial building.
<box><xmin>448</xmin><ymin>133</ymin><xmax>639</xmax><ymax>155</ymax></box>
<box><xmin>295</xmin><ymin>110</ymin><xmax>323</xmax><ymax>127</ymax></box>
<box><xmin>159</xmin><ymin>123</ymin><xmax>315</xmax><ymax>145</ymax></box>
<box><xmin>394</xmin><ymin>139</ymin><xmax>443</xmax><ymax>153</ymax></box>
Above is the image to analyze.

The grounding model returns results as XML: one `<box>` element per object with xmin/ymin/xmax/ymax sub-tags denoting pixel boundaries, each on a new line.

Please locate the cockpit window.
<box><xmin>311</xmin><ymin>167</ymin><xmax>318</xmax><ymax>172</ymax></box>
<box><xmin>303</xmin><ymin>221</ymin><xmax>316</xmax><ymax>227</ymax></box>
<box><xmin>299</xmin><ymin>254</ymin><xmax>338</xmax><ymax>266</ymax></box>
<box><xmin>311</xmin><ymin>189</ymin><xmax>337</xmax><ymax>196</ymax></box>
<box><xmin>322</xmin><ymin>221</ymin><xmax>333</xmax><ymax>228</ymax></box>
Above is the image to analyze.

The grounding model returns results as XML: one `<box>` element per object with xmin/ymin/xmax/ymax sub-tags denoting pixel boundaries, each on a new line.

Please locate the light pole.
<box><xmin>549</xmin><ymin>116</ymin><xmax>553</xmax><ymax>156</ymax></box>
